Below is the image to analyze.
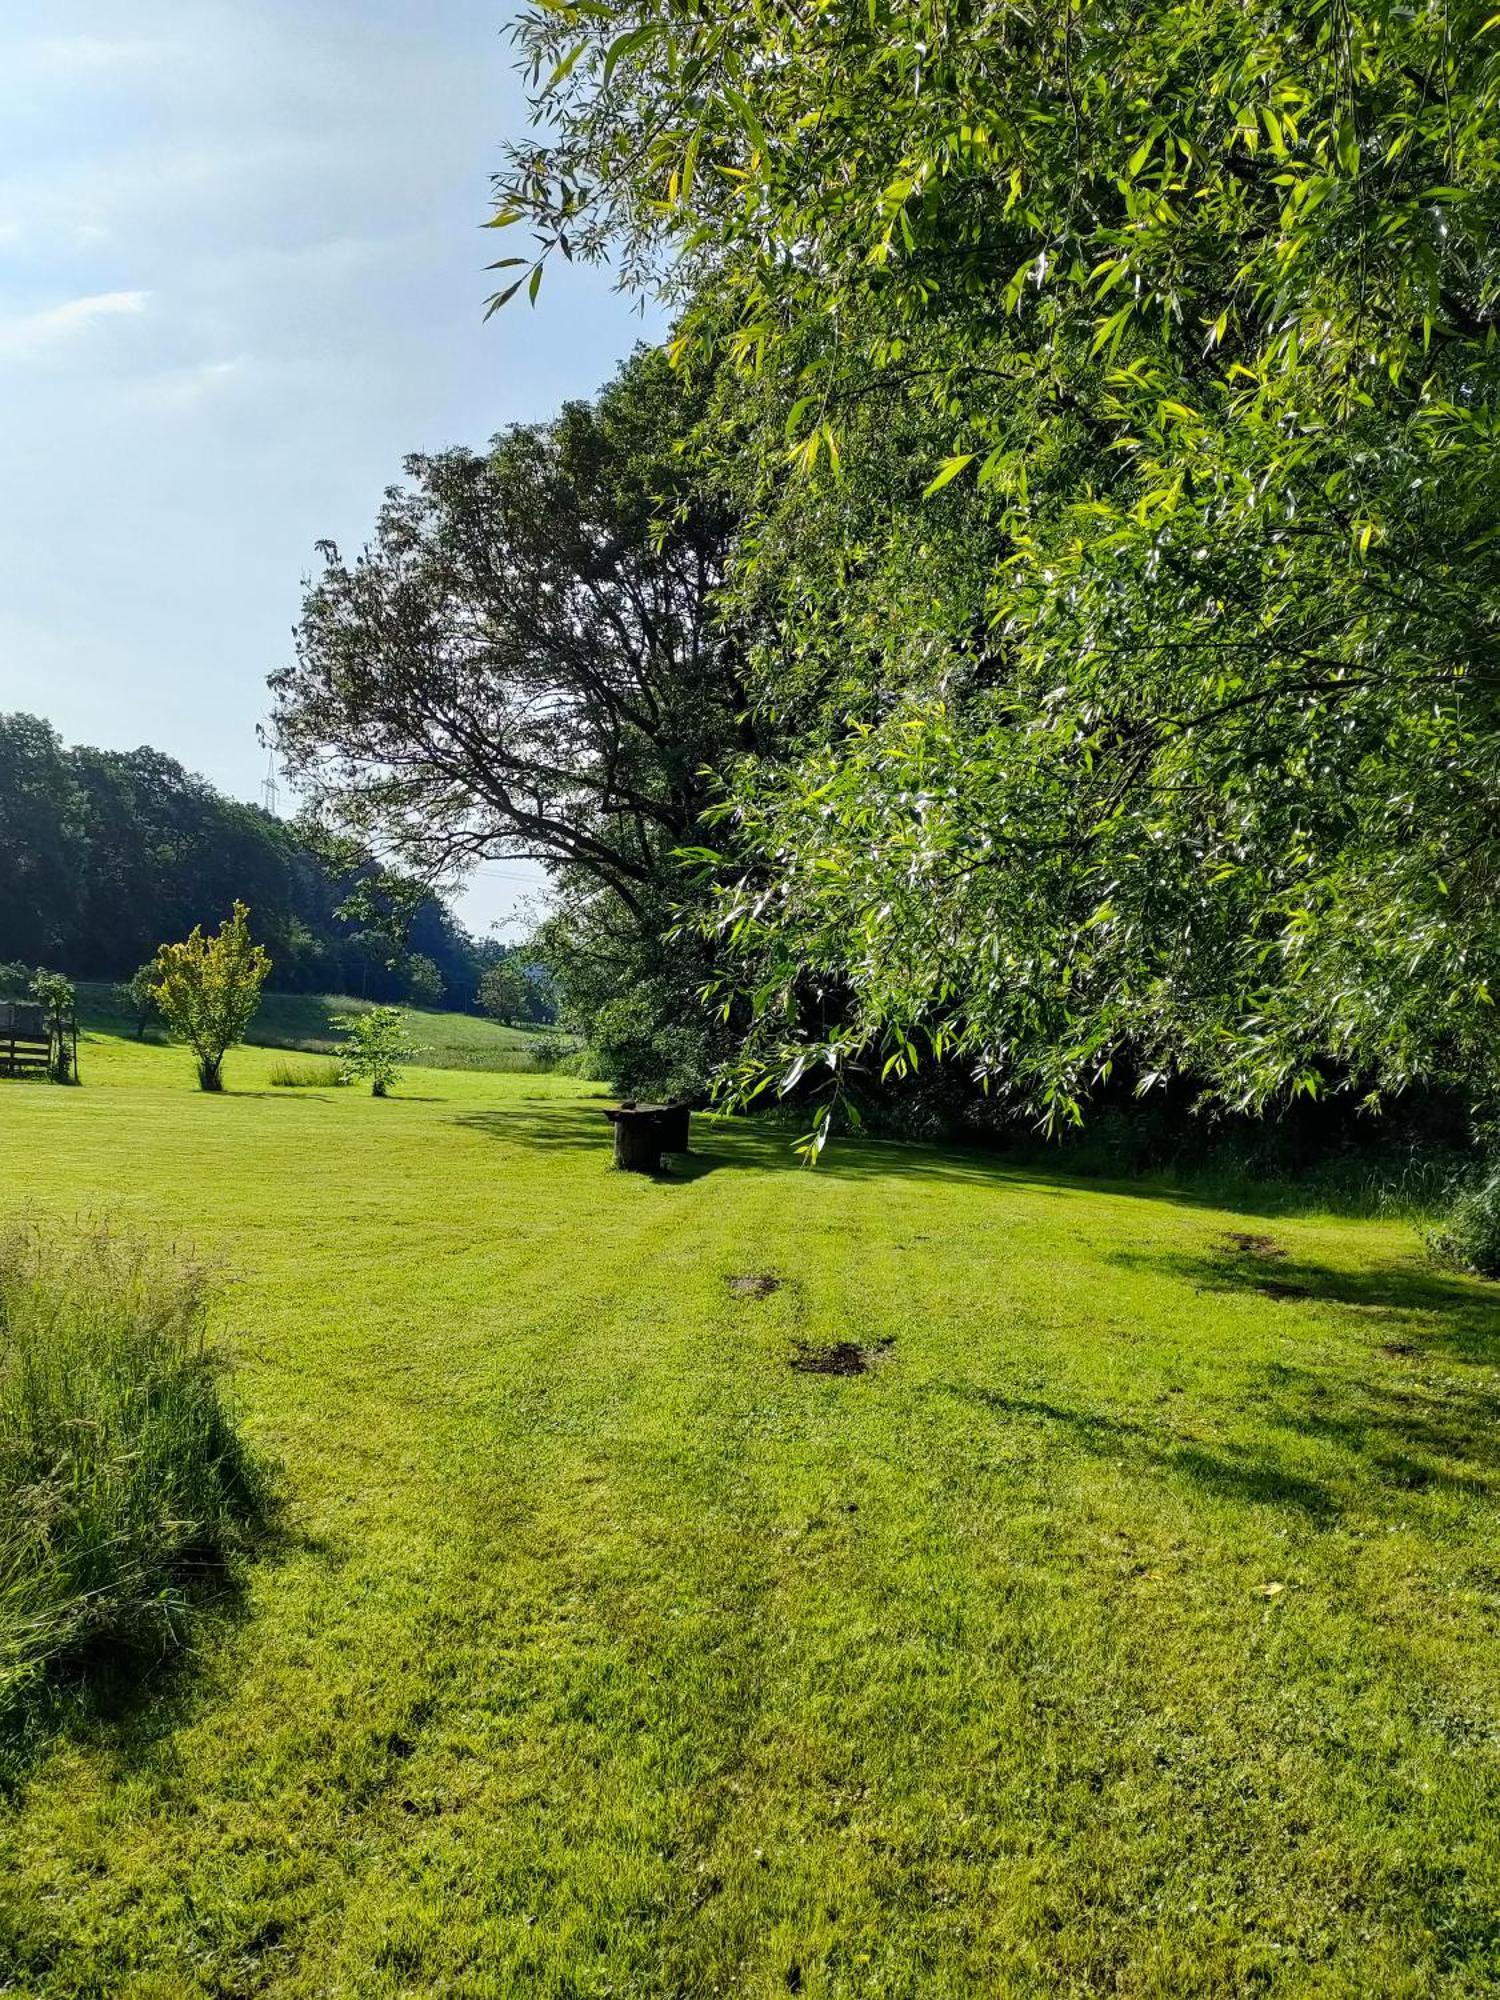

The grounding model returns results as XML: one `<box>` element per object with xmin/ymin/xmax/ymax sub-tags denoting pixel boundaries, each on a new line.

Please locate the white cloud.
<box><xmin>0</xmin><ymin>0</ymin><xmax>655</xmax><ymax>901</ymax></box>
<box><xmin>0</xmin><ymin>287</ymin><xmax>148</xmax><ymax>358</ymax></box>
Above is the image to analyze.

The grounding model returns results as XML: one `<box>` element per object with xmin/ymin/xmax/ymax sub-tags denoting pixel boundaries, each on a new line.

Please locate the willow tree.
<box><xmin>493</xmin><ymin>0</ymin><xmax>1500</xmax><ymax>1141</ymax></box>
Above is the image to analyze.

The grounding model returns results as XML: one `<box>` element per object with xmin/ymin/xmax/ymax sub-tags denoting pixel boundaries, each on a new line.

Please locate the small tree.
<box><xmin>478</xmin><ymin>958</ymin><xmax>527</xmax><ymax>1025</ymax></box>
<box><xmin>405</xmin><ymin>953</ymin><xmax>443</xmax><ymax>1009</ymax></box>
<box><xmin>117</xmin><ymin>962</ymin><xmax>159</xmax><ymax>1039</ymax></box>
<box><xmin>150</xmin><ymin>902</ymin><xmax>271</xmax><ymax>1092</ymax></box>
<box><xmin>338</xmin><ymin>1006</ymin><xmax>417</xmax><ymax>1098</ymax></box>
<box><xmin>31</xmin><ymin>969</ymin><xmax>76</xmax><ymax>1084</ymax></box>
<box><xmin>479</xmin><ymin>955</ymin><xmax>554</xmax><ymax>1027</ymax></box>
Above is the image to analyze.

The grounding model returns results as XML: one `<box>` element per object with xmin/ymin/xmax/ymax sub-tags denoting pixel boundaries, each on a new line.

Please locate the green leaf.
<box><xmin>547</xmin><ymin>40</ymin><xmax>588</xmax><ymax>90</ymax></box>
<box><xmin>922</xmin><ymin>453</ymin><xmax>975</xmax><ymax>498</ymax></box>
<box><xmin>722</xmin><ymin>85</ymin><xmax>769</xmax><ymax>159</ymax></box>
<box><xmin>602</xmin><ymin>22</ymin><xmax>660</xmax><ymax>84</ymax></box>
<box><xmin>1089</xmin><ymin>303</ymin><xmax>1134</xmax><ymax>359</ymax></box>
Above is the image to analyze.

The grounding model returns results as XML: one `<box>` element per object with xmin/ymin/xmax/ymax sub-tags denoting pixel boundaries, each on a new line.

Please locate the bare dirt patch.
<box><xmin>789</xmin><ymin>1339</ymin><xmax>892</xmax><ymax>1377</ymax></box>
<box><xmin>790</xmin><ymin>1342</ymin><xmax>869</xmax><ymax>1376</ymax></box>
<box><xmin>729</xmin><ymin>1274</ymin><xmax>781</xmax><ymax>1298</ymax></box>
<box><xmin>1221</xmin><ymin>1232</ymin><xmax>1288</xmax><ymax>1259</ymax></box>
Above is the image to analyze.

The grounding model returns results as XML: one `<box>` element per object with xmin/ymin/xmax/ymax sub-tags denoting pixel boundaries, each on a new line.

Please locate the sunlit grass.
<box><xmin>76</xmin><ymin>981</ymin><xmax>562</xmax><ymax>1074</ymax></box>
<box><xmin>0</xmin><ymin>1033</ymin><xmax>1495</xmax><ymax>1996</ymax></box>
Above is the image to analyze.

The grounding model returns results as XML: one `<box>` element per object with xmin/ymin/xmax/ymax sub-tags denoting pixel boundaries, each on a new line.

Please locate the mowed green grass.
<box><xmin>0</xmin><ymin>1033</ymin><xmax>1497</xmax><ymax>1998</ymax></box>
<box><xmin>76</xmin><ymin>983</ymin><xmax>558</xmax><ymax>1072</ymax></box>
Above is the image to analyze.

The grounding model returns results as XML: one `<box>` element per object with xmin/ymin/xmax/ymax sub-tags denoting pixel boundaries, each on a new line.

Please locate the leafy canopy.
<box><xmin>498</xmin><ymin>0</ymin><xmax>1500</xmax><ymax>1138</ymax></box>
<box><xmin>150</xmin><ymin>903</ymin><xmax>271</xmax><ymax>1093</ymax></box>
<box><xmin>272</xmin><ymin>348</ymin><xmax>754</xmax><ymax>1104</ymax></box>
<box><xmin>271</xmin><ymin>350</ymin><xmax>746</xmax><ymax>920</ymax></box>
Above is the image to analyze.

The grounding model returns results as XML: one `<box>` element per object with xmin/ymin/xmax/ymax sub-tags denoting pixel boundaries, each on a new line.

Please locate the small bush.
<box><xmin>0</xmin><ymin>1224</ymin><xmax>265</xmax><ymax>1721</ymax></box>
<box><xmin>1431</xmin><ymin>1164</ymin><xmax>1500</xmax><ymax>1277</ymax></box>
<box><xmin>117</xmin><ymin>963</ymin><xmax>160</xmax><ymax>1040</ymax></box>
<box><xmin>527</xmin><ymin>1032</ymin><xmax>572</xmax><ymax>1068</ymax></box>
<box><xmin>338</xmin><ymin>1005</ymin><xmax>420</xmax><ymax>1097</ymax></box>
<box><xmin>30</xmin><ymin>969</ymin><xmax>77</xmax><ymax>1084</ymax></box>
<box><xmin>150</xmin><ymin>901</ymin><xmax>271</xmax><ymax>1091</ymax></box>
<box><xmin>582</xmin><ymin>993</ymin><xmax>711</xmax><ymax>1101</ymax></box>
<box><xmin>268</xmin><ymin>1057</ymin><xmax>345</xmax><ymax>1089</ymax></box>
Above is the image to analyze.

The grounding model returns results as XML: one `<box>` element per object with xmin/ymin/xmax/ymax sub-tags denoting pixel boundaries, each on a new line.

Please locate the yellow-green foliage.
<box><xmin>337</xmin><ymin>1005</ymin><xmax>418</xmax><ymax>1098</ymax></box>
<box><xmin>0</xmin><ymin>1031</ymin><xmax>1496</xmax><ymax>1994</ymax></box>
<box><xmin>149</xmin><ymin>901</ymin><xmax>271</xmax><ymax>1092</ymax></box>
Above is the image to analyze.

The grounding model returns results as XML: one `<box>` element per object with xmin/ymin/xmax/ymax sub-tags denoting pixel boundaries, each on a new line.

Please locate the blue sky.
<box><xmin>0</xmin><ymin>3</ymin><xmax>656</xmax><ymax>937</ymax></box>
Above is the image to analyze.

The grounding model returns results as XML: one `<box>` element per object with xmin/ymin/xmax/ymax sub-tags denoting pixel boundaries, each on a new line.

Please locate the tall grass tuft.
<box><xmin>0</xmin><ymin>1224</ymin><xmax>265</xmax><ymax>1722</ymax></box>
<box><xmin>268</xmin><ymin>1056</ymin><xmax>345</xmax><ymax>1088</ymax></box>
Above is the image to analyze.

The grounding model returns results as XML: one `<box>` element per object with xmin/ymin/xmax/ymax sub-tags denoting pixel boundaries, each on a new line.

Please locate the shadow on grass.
<box><xmin>1112</xmin><ymin>1245</ymin><xmax>1500</xmax><ymax>1366</ymax></box>
<box><xmin>451</xmin><ymin>1105</ymin><xmax>793</xmax><ymax>1181</ymax></box>
<box><xmin>938</xmin><ymin>1383</ymin><xmax>1344</xmax><ymax>1520</ymax></box>
<box><xmin>940</xmin><ymin>1246</ymin><xmax>1499</xmax><ymax>1518</ymax></box>
<box><xmin>0</xmin><ymin>1554</ymin><xmax>255</xmax><ymax>1800</ymax></box>
<box><xmin>1140</xmin><ymin>1243</ymin><xmax>1498</xmax><ymax>1489</ymax></box>
<box><xmin>227</xmin><ymin>1090</ymin><xmax>336</xmax><ymax>1103</ymax></box>
<box><xmin>1257</xmin><ymin>1361</ymin><xmax>1500</xmax><ymax>1495</ymax></box>
<box><xmin>451</xmin><ymin>1103</ymin><xmax>1155</xmax><ymax>1193</ymax></box>
<box><xmin>0</xmin><ymin>1502</ymin><xmax>351</xmax><ymax>1808</ymax></box>
<box><xmin>0</xmin><ymin>1481</ymin><xmax>301</xmax><ymax>1802</ymax></box>
<box><xmin>451</xmin><ymin>1101</ymin><xmax>1441</xmax><ymax>1220</ymax></box>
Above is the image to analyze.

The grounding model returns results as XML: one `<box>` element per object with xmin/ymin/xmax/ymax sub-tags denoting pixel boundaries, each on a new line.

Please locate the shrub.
<box><xmin>1431</xmin><ymin>1164</ymin><xmax>1500</xmax><ymax>1278</ymax></box>
<box><xmin>150</xmin><ymin>901</ymin><xmax>272</xmax><ymax>1092</ymax></box>
<box><xmin>117</xmin><ymin>963</ymin><xmax>159</xmax><ymax>1040</ymax></box>
<box><xmin>338</xmin><ymin>1005</ymin><xmax>419</xmax><ymax>1097</ymax></box>
<box><xmin>405</xmin><ymin>953</ymin><xmax>444</xmax><ymax>1009</ymax></box>
<box><xmin>30</xmin><ymin>969</ymin><xmax>76</xmax><ymax>1084</ymax></box>
<box><xmin>0</xmin><ymin>1224</ymin><xmax>265</xmax><ymax>1721</ymax></box>
<box><xmin>268</xmin><ymin>1057</ymin><xmax>346</xmax><ymax>1088</ymax></box>
<box><xmin>584</xmin><ymin>992</ymin><xmax>710</xmax><ymax>1102</ymax></box>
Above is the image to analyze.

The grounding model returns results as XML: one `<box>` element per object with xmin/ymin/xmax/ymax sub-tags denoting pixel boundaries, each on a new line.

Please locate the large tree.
<box><xmin>271</xmin><ymin>348</ymin><xmax>760</xmax><ymax>1092</ymax></box>
<box><xmin>272</xmin><ymin>350</ymin><xmax>750</xmax><ymax>915</ymax></box>
<box><xmin>495</xmin><ymin>0</ymin><xmax>1500</xmax><ymax>1137</ymax></box>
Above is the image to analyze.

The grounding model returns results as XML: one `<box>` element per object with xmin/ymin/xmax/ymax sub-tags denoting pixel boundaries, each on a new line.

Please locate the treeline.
<box><xmin>0</xmin><ymin>713</ymin><xmax>497</xmax><ymax>1007</ymax></box>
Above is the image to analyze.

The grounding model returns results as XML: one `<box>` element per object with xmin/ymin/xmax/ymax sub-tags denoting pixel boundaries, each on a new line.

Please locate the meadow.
<box><xmin>0</xmin><ymin>1029</ymin><xmax>1496</xmax><ymax>1996</ymax></box>
<box><xmin>77</xmin><ymin>983</ymin><xmax>562</xmax><ymax>1073</ymax></box>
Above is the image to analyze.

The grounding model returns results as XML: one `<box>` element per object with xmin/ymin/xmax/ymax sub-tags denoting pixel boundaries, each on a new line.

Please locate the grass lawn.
<box><xmin>76</xmin><ymin>984</ymin><xmax>560</xmax><ymax>1074</ymax></box>
<box><xmin>0</xmin><ymin>1032</ymin><xmax>1496</xmax><ymax>1997</ymax></box>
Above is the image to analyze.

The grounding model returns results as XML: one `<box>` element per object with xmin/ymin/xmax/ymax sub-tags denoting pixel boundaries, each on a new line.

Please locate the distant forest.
<box><xmin>0</xmin><ymin>712</ymin><xmax>504</xmax><ymax>1006</ymax></box>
